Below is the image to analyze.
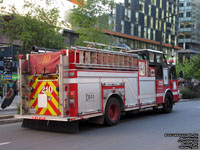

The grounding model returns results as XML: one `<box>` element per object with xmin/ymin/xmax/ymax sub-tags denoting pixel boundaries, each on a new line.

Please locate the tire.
<box><xmin>162</xmin><ymin>92</ymin><xmax>173</xmax><ymax>113</ymax></box>
<box><xmin>104</xmin><ymin>97</ymin><xmax>121</xmax><ymax>126</ymax></box>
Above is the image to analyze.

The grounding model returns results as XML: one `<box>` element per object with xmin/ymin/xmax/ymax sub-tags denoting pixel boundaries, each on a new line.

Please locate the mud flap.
<box><xmin>22</xmin><ymin>119</ymin><xmax>79</xmax><ymax>133</ymax></box>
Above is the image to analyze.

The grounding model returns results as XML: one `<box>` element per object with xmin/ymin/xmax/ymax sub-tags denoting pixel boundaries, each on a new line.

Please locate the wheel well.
<box><xmin>108</xmin><ymin>94</ymin><xmax>124</xmax><ymax>111</ymax></box>
<box><xmin>165</xmin><ymin>90</ymin><xmax>174</xmax><ymax>103</ymax></box>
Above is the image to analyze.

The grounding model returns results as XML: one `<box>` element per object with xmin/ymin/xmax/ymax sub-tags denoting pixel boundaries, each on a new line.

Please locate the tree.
<box><xmin>70</xmin><ymin>0</ymin><xmax>114</xmax><ymax>46</ymax></box>
<box><xmin>190</xmin><ymin>55</ymin><xmax>200</xmax><ymax>79</ymax></box>
<box><xmin>0</xmin><ymin>0</ymin><xmax>66</xmax><ymax>52</ymax></box>
<box><xmin>176</xmin><ymin>59</ymin><xmax>193</xmax><ymax>79</ymax></box>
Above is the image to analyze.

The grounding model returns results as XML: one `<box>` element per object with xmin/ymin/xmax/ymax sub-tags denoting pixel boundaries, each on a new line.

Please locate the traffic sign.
<box><xmin>3</xmin><ymin>56</ymin><xmax>13</xmax><ymax>74</ymax></box>
<box><xmin>3</xmin><ymin>74</ymin><xmax>12</xmax><ymax>80</ymax></box>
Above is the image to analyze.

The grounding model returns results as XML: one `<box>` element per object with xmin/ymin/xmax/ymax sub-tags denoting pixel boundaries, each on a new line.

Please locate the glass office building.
<box><xmin>178</xmin><ymin>0</ymin><xmax>200</xmax><ymax>50</ymax></box>
<box><xmin>107</xmin><ymin>0</ymin><xmax>181</xmax><ymax>56</ymax></box>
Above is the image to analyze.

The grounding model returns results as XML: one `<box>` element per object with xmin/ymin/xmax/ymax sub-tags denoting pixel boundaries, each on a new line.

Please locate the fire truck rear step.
<box><xmin>22</xmin><ymin>119</ymin><xmax>79</xmax><ymax>133</ymax></box>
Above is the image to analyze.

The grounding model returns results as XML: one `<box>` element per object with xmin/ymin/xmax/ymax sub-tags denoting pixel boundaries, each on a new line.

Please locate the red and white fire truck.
<box><xmin>14</xmin><ymin>43</ymin><xmax>179</xmax><ymax>132</ymax></box>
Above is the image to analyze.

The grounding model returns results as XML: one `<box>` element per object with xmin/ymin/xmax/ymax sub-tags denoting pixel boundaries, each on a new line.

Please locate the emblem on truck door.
<box><xmin>86</xmin><ymin>93</ymin><xmax>95</xmax><ymax>102</ymax></box>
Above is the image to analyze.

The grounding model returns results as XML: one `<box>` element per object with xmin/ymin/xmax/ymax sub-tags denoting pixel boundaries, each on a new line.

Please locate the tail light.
<box><xmin>69</xmin><ymin>91</ymin><xmax>75</xmax><ymax>108</ymax></box>
<box><xmin>64</xmin><ymin>86</ymin><xmax>75</xmax><ymax>115</ymax></box>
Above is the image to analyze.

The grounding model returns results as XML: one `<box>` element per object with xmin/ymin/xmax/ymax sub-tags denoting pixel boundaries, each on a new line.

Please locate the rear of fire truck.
<box><xmin>17</xmin><ymin>49</ymin><xmax>79</xmax><ymax>133</ymax></box>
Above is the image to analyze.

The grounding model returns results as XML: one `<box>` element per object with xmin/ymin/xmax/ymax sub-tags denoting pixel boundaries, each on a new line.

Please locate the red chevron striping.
<box><xmin>44</xmin><ymin>109</ymin><xmax>51</xmax><ymax>115</ymax></box>
<box><xmin>29</xmin><ymin>76</ymin><xmax>37</xmax><ymax>87</ymax></box>
<box><xmin>30</xmin><ymin>98</ymin><xmax>38</xmax><ymax>108</ymax></box>
<box><xmin>48</xmin><ymin>99</ymin><xmax>59</xmax><ymax>115</ymax></box>
<box><xmin>52</xmin><ymin>81</ymin><xmax>58</xmax><ymax>87</ymax></box>
<box><xmin>29</xmin><ymin>81</ymin><xmax>43</xmax><ymax>101</ymax></box>
<box><xmin>51</xmin><ymin>90</ymin><xmax>59</xmax><ymax>103</ymax></box>
<box><xmin>37</xmin><ymin>108</ymin><xmax>43</xmax><ymax>114</ymax></box>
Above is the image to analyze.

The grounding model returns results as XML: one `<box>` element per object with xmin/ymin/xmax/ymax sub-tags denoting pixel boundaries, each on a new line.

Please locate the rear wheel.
<box><xmin>104</xmin><ymin>97</ymin><xmax>121</xmax><ymax>126</ymax></box>
<box><xmin>162</xmin><ymin>92</ymin><xmax>173</xmax><ymax>113</ymax></box>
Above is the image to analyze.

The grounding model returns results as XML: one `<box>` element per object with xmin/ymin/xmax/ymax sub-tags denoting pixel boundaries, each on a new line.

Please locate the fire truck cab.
<box><xmin>15</xmin><ymin>45</ymin><xmax>179</xmax><ymax>132</ymax></box>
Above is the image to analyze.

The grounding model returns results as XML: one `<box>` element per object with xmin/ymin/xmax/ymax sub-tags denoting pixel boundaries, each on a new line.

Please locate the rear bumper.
<box><xmin>15</xmin><ymin>113</ymin><xmax>103</xmax><ymax>122</ymax></box>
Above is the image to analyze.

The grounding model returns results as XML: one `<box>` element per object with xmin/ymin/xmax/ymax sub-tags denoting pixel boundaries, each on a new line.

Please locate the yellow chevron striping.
<box><xmin>29</xmin><ymin>75</ymin><xmax>59</xmax><ymax>116</ymax></box>
<box><xmin>39</xmin><ymin>107</ymin><xmax>47</xmax><ymax>115</ymax></box>
<box><xmin>47</xmin><ymin>103</ymin><xmax>57</xmax><ymax>116</ymax></box>
<box><xmin>29</xmin><ymin>81</ymin><xmax>46</xmax><ymax>108</ymax></box>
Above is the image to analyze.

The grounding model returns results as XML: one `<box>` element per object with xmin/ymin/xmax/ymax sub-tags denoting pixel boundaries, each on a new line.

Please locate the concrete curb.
<box><xmin>179</xmin><ymin>98</ymin><xmax>200</xmax><ymax>102</ymax></box>
<box><xmin>0</xmin><ymin>115</ymin><xmax>22</xmax><ymax>125</ymax></box>
<box><xmin>0</xmin><ymin>118</ymin><xmax>23</xmax><ymax>125</ymax></box>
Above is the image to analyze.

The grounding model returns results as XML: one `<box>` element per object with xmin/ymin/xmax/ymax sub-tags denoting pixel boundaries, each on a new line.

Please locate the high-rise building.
<box><xmin>106</xmin><ymin>0</ymin><xmax>181</xmax><ymax>56</ymax></box>
<box><xmin>178</xmin><ymin>0</ymin><xmax>200</xmax><ymax>62</ymax></box>
<box><xmin>178</xmin><ymin>0</ymin><xmax>200</xmax><ymax>50</ymax></box>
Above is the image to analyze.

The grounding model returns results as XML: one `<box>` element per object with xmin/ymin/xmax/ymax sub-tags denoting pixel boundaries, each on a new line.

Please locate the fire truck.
<box><xmin>13</xmin><ymin>43</ymin><xmax>178</xmax><ymax>132</ymax></box>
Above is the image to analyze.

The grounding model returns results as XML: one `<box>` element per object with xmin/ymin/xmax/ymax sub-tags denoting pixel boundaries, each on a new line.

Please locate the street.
<box><xmin>0</xmin><ymin>100</ymin><xmax>199</xmax><ymax>150</ymax></box>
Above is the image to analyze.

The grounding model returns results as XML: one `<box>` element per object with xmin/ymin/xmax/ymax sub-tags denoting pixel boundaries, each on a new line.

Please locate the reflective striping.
<box><xmin>78</xmin><ymin>71</ymin><xmax>138</xmax><ymax>78</ymax></box>
<box><xmin>139</xmin><ymin>77</ymin><xmax>156</xmax><ymax>81</ymax></box>
<box><xmin>173</xmin><ymin>92</ymin><xmax>178</xmax><ymax>95</ymax></box>
<box><xmin>139</xmin><ymin>94</ymin><xmax>156</xmax><ymax>99</ymax></box>
<box><xmin>29</xmin><ymin>75</ymin><xmax>60</xmax><ymax>116</ymax></box>
<box><xmin>156</xmin><ymin>93</ymin><xmax>163</xmax><ymax>97</ymax></box>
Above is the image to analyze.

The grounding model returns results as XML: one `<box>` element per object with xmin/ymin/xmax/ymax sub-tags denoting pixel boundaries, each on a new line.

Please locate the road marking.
<box><xmin>0</xmin><ymin>142</ymin><xmax>11</xmax><ymax>146</ymax></box>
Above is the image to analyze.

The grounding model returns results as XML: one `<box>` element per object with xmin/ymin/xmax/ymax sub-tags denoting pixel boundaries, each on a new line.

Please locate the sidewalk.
<box><xmin>0</xmin><ymin>96</ymin><xmax>22</xmax><ymax>125</ymax></box>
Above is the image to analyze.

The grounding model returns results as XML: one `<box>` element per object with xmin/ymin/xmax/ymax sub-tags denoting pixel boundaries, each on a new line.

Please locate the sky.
<box><xmin>0</xmin><ymin>0</ymin><xmax>75</xmax><ymax>21</ymax></box>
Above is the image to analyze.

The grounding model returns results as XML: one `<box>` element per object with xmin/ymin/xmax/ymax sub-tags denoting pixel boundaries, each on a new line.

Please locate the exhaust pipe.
<box><xmin>32</xmin><ymin>46</ymin><xmax>59</xmax><ymax>52</ymax></box>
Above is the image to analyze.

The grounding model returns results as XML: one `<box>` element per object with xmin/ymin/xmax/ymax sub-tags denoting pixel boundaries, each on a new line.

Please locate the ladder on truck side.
<box><xmin>70</xmin><ymin>46</ymin><xmax>138</xmax><ymax>71</ymax></box>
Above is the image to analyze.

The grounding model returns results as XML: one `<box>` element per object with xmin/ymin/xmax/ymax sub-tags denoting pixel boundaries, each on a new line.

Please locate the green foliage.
<box><xmin>190</xmin><ymin>55</ymin><xmax>200</xmax><ymax>79</ymax></box>
<box><xmin>176</xmin><ymin>59</ymin><xmax>192</xmax><ymax>79</ymax></box>
<box><xmin>177</xmin><ymin>55</ymin><xmax>200</xmax><ymax>80</ymax></box>
<box><xmin>180</xmin><ymin>86</ymin><xmax>200</xmax><ymax>99</ymax></box>
<box><xmin>0</xmin><ymin>0</ymin><xmax>66</xmax><ymax>51</ymax></box>
<box><xmin>70</xmin><ymin>0</ymin><xmax>114</xmax><ymax>46</ymax></box>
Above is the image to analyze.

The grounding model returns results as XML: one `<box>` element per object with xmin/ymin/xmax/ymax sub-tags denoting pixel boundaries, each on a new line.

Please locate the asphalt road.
<box><xmin>0</xmin><ymin>100</ymin><xmax>200</xmax><ymax>150</ymax></box>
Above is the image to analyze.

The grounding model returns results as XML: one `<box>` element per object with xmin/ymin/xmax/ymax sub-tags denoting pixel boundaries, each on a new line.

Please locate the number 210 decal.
<box><xmin>41</xmin><ymin>86</ymin><xmax>53</xmax><ymax>94</ymax></box>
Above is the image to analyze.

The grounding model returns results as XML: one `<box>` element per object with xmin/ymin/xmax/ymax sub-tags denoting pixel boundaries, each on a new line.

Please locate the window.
<box><xmin>162</xmin><ymin>10</ymin><xmax>164</xmax><ymax>19</ymax></box>
<box><xmin>131</xmin><ymin>24</ymin><xmax>134</xmax><ymax>35</ymax></box>
<box><xmin>166</xmin><ymin>1</ymin><xmax>169</xmax><ymax>11</ymax></box>
<box><xmin>179</xmin><ymin>3</ymin><xmax>184</xmax><ymax>7</ymax></box>
<box><xmin>186</xmin><ymin>12</ymin><xmax>191</xmax><ymax>17</ymax></box>
<box><xmin>139</xmin><ymin>1</ymin><xmax>144</xmax><ymax>13</ymax></box>
<box><xmin>148</xmin><ymin>28</ymin><xmax>151</xmax><ymax>39</ymax></box>
<box><xmin>155</xmin><ymin>20</ymin><xmax>158</xmax><ymax>30</ymax></box>
<box><xmin>164</xmin><ymin>22</ymin><xmax>166</xmax><ymax>32</ymax></box>
<box><xmin>144</xmin><ymin>27</ymin><xmax>147</xmax><ymax>38</ymax></box>
<box><xmin>168</xmin><ymin>34</ymin><xmax>171</xmax><ymax>44</ymax></box>
<box><xmin>153</xmin><ymin>30</ymin><xmax>156</xmax><ymax>41</ymax></box>
<box><xmin>151</xmin><ymin>17</ymin><xmax>154</xmax><ymax>28</ymax></box>
<box><xmin>178</xmin><ymin>33</ymin><xmax>184</xmax><ymax>39</ymax></box>
<box><xmin>138</xmin><ymin>25</ymin><xmax>141</xmax><ymax>37</ymax></box>
<box><xmin>185</xmin><ymin>33</ymin><xmax>191</xmax><ymax>38</ymax></box>
<box><xmin>152</xmin><ymin>0</ymin><xmax>156</xmax><ymax>6</ymax></box>
<box><xmin>112</xmin><ymin>7</ymin><xmax>116</xmax><ymax>17</ymax></box>
<box><xmin>121</xmin><ymin>21</ymin><xmax>124</xmax><ymax>33</ymax></box>
<box><xmin>179</xmin><ymin>13</ymin><xmax>184</xmax><ymax>18</ymax></box>
<box><xmin>148</xmin><ymin>5</ymin><xmax>151</xmax><ymax>16</ymax></box>
<box><xmin>163</xmin><ymin>33</ymin><xmax>166</xmax><ymax>43</ymax></box>
<box><xmin>159</xmin><ymin>21</ymin><xmax>162</xmax><ymax>31</ymax></box>
<box><xmin>125</xmin><ymin>8</ymin><xmax>131</xmax><ymax>21</ymax></box>
<box><xmin>156</xmin><ymin>8</ymin><xmax>159</xmax><ymax>18</ymax></box>
<box><xmin>149</xmin><ymin>52</ymin><xmax>155</xmax><ymax>63</ymax></box>
<box><xmin>144</xmin><ymin>15</ymin><xmax>147</xmax><ymax>26</ymax></box>
<box><xmin>160</xmin><ymin>0</ymin><xmax>162</xmax><ymax>8</ymax></box>
<box><xmin>187</xmin><ymin>2</ymin><xmax>191</xmax><ymax>6</ymax></box>
<box><xmin>185</xmin><ymin>22</ymin><xmax>193</xmax><ymax>28</ymax></box>
<box><xmin>135</xmin><ymin>12</ymin><xmax>139</xmax><ymax>24</ymax></box>
<box><xmin>156</xmin><ymin>54</ymin><xmax>163</xmax><ymax>63</ymax></box>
